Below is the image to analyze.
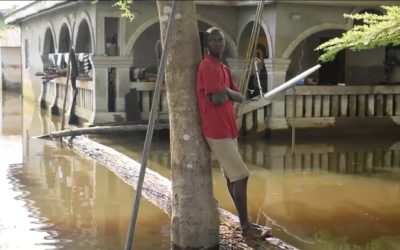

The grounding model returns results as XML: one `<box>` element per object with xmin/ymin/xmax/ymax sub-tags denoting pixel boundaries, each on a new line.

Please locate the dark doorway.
<box><xmin>319</xmin><ymin>38</ymin><xmax>345</xmax><ymax>85</ymax></box>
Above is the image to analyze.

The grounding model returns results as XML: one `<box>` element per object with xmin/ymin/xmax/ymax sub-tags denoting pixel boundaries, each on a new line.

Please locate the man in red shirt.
<box><xmin>197</xmin><ymin>27</ymin><xmax>270</xmax><ymax>239</ymax></box>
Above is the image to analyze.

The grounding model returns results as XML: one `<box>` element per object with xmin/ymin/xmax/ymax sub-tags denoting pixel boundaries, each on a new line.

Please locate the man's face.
<box><xmin>206</xmin><ymin>31</ymin><xmax>225</xmax><ymax>57</ymax></box>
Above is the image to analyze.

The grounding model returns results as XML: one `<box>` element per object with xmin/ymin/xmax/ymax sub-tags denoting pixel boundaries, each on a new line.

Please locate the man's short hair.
<box><xmin>204</xmin><ymin>27</ymin><xmax>225</xmax><ymax>45</ymax></box>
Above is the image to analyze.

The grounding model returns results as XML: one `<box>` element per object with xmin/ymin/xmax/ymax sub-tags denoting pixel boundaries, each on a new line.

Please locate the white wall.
<box><xmin>1</xmin><ymin>47</ymin><xmax>21</xmax><ymax>91</ymax></box>
<box><xmin>20</xmin><ymin>1</ymin><xmax>96</xmax><ymax>102</ymax></box>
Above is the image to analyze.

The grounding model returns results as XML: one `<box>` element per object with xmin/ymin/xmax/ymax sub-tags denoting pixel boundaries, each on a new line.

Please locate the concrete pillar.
<box><xmin>264</xmin><ymin>58</ymin><xmax>291</xmax><ymax>130</ymax></box>
<box><xmin>93</xmin><ymin>67</ymin><xmax>108</xmax><ymax>113</ymax></box>
<box><xmin>91</xmin><ymin>56</ymin><xmax>132</xmax><ymax>122</ymax></box>
<box><xmin>226</xmin><ymin>57</ymin><xmax>246</xmax><ymax>84</ymax></box>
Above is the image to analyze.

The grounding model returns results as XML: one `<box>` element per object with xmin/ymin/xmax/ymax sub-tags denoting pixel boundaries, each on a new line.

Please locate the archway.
<box><xmin>43</xmin><ymin>28</ymin><xmax>55</xmax><ymax>55</ymax></box>
<box><xmin>287</xmin><ymin>29</ymin><xmax>345</xmax><ymax>85</ymax></box>
<box><xmin>42</xmin><ymin>27</ymin><xmax>55</xmax><ymax>71</ymax></box>
<box><xmin>238</xmin><ymin>21</ymin><xmax>270</xmax><ymax>60</ymax></box>
<box><xmin>75</xmin><ymin>19</ymin><xmax>92</xmax><ymax>53</ymax></box>
<box><xmin>238</xmin><ymin>21</ymin><xmax>270</xmax><ymax>95</ymax></box>
<box><xmin>59</xmin><ymin>24</ymin><xmax>71</xmax><ymax>53</ymax></box>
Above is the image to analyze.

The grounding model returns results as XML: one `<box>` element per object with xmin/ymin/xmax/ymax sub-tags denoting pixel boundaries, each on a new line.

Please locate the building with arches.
<box><xmin>5</xmin><ymin>0</ymin><xmax>400</xmax><ymax>134</ymax></box>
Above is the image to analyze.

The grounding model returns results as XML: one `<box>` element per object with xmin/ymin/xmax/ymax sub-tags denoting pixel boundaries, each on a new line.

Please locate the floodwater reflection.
<box><xmin>2</xmin><ymin>89</ymin><xmax>400</xmax><ymax>249</ymax></box>
<box><xmin>96</xmin><ymin>133</ymin><xmax>400</xmax><ymax>250</ymax></box>
<box><xmin>0</xmin><ymin>92</ymin><xmax>170</xmax><ymax>249</ymax></box>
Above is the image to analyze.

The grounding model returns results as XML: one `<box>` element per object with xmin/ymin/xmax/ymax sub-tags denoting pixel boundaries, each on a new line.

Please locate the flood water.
<box><xmin>1</xmin><ymin>90</ymin><xmax>400</xmax><ymax>249</ymax></box>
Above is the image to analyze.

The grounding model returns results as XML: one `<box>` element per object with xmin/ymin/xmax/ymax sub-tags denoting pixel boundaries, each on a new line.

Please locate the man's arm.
<box><xmin>224</xmin><ymin>87</ymin><xmax>244</xmax><ymax>103</ymax></box>
<box><xmin>209</xmin><ymin>91</ymin><xmax>229</xmax><ymax>105</ymax></box>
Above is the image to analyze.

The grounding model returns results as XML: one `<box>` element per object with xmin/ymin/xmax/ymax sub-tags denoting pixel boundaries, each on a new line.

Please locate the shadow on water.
<box><xmin>2</xmin><ymin>90</ymin><xmax>400</xmax><ymax>249</ymax></box>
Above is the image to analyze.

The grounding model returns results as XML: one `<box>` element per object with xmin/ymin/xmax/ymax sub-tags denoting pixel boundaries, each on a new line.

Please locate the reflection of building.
<box><xmin>5</xmin><ymin>1</ymin><xmax>400</xmax><ymax>134</ymax></box>
<box><xmin>13</xmin><ymin>141</ymin><xmax>169</xmax><ymax>249</ymax></box>
<box><xmin>0</xmin><ymin>28</ymin><xmax>21</xmax><ymax>92</ymax></box>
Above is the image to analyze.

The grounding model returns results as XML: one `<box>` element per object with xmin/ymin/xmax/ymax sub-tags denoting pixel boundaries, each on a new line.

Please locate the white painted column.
<box><xmin>91</xmin><ymin>56</ymin><xmax>132</xmax><ymax>122</ymax></box>
<box><xmin>226</xmin><ymin>57</ymin><xmax>246</xmax><ymax>85</ymax></box>
<box><xmin>116</xmin><ymin>66</ymin><xmax>131</xmax><ymax>111</ymax></box>
<box><xmin>264</xmin><ymin>58</ymin><xmax>291</xmax><ymax>130</ymax></box>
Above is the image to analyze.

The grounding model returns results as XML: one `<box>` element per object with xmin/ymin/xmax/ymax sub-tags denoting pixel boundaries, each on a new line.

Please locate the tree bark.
<box><xmin>156</xmin><ymin>1</ymin><xmax>219</xmax><ymax>249</ymax></box>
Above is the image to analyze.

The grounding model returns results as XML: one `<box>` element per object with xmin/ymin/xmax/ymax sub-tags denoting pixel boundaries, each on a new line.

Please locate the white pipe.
<box><xmin>263</xmin><ymin>64</ymin><xmax>321</xmax><ymax>100</ymax></box>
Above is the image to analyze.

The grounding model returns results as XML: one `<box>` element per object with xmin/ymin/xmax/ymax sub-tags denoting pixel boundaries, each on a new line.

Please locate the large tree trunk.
<box><xmin>156</xmin><ymin>1</ymin><xmax>219</xmax><ymax>249</ymax></box>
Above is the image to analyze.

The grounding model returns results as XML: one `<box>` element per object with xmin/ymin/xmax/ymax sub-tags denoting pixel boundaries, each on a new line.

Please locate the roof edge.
<box><xmin>5</xmin><ymin>0</ymin><xmax>69</xmax><ymax>25</ymax></box>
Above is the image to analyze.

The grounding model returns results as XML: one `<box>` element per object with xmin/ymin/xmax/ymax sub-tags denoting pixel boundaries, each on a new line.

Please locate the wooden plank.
<box><xmin>245</xmin><ymin>112</ymin><xmax>254</xmax><ymax>131</ymax></box>
<box><xmin>365</xmin><ymin>152</ymin><xmax>373</xmax><ymax>173</ymax></box>
<box><xmin>348</xmin><ymin>95</ymin><xmax>357</xmax><ymax>117</ymax></box>
<box><xmin>304</xmin><ymin>95</ymin><xmax>313</xmax><ymax>117</ymax></box>
<box><xmin>286</xmin><ymin>95</ymin><xmax>294</xmax><ymax>118</ymax></box>
<box><xmin>339</xmin><ymin>153</ymin><xmax>346</xmax><ymax>173</ymax></box>
<box><xmin>376</xmin><ymin>94</ymin><xmax>384</xmax><ymax>116</ymax></box>
<box><xmin>331</xmin><ymin>95</ymin><xmax>339</xmax><ymax>117</ymax></box>
<box><xmin>313</xmin><ymin>95</ymin><xmax>322</xmax><ymax>117</ymax></box>
<box><xmin>357</xmin><ymin>95</ymin><xmax>366</xmax><ymax>117</ymax></box>
<box><xmin>356</xmin><ymin>152</ymin><xmax>365</xmax><ymax>173</ymax></box>
<box><xmin>340</xmin><ymin>95</ymin><xmax>348</xmax><ymax>116</ymax></box>
<box><xmin>383</xmin><ymin>151</ymin><xmax>392</xmax><ymax>167</ymax></box>
<box><xmin>394</xmin><ymin>150</ymin><xmax>400</xmax><ymax>168</ymax></box>
<box><xmin>385</xmin><ymin>94</ymin><xmax>394</xmax><ymax>116</ymax></box>
<box><xmin>367</xmin><ymin>94</ymin><xmax>375</xmax><ymax>116</ymax></box>
<box><xmin>242</xmin><ymin>98</ymin><xmax>271</xmax><ymax>114</ymax></box>
<box><xmin>296</xmin><ymin>95</ymin><xmax>303</xmax><ymax>118</ymax></box>
<box><xmin>303</xmin><ymin>153</ymin><xmax>311</xmax><ymax>170</ymax></box>
<box><xmin>321</xmin><ymin>154</ymin><xmax>328</xmax><ymax>171</ymax></box>
<box><xmin>311</xmin><ymin>153</ymin><xmax>320</xmax><ymax>170</ymax></box>
<box><xmin>256</xmin><ymin>108</ymin><xmax>265</xmax><ymax>130</ymax></box>
<box><xmin>256</xmin><ymin>147</ymin><xmax>263</xmax><ymax>166</ymax></box>
<box><xmin>294</xmin><ymin>85</ymin><xmax>400</xmax><ymax>95</ymax></box>
<box><xmin>322</xmin><ymin>95</ymin><xmax>330</xmax><ymax>117</ymax></box>
<box><xmin>328</xmin><ymin>152</ymin><xmax>338</xmax><ymax>172</ymax></box>
<box><xmin>395</xmin><ymin>95</ymin><xmax>400</xmax><ymax>116</ymax></box>
<box><xmin>346</xmin><ymin>152</ymin><xmax>355</xmax><ymax>173</ymax></box>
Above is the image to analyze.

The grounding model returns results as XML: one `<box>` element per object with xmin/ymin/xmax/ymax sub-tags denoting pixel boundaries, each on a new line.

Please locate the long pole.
<box><xmin>124</xmin><ymin>1</ymin><xmax>177</xmax><ymax>249</ymax></box>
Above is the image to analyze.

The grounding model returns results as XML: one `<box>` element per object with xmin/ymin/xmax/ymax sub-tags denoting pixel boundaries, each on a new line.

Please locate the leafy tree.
<box><xmin>93</xmin><ymin>0</ymin><xmax>134</xmax><ymax>21</ymax></box>
<box><xmin>316</xmin><ymin>5</ymin><xmax>400</xmax><ymax>62</ymax></box>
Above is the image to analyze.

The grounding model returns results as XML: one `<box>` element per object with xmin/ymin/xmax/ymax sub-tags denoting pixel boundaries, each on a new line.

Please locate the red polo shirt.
<box><xmin>197</xmin><ymin>55</ymin><xmax>239</xmax><ymax>139</ymax></box>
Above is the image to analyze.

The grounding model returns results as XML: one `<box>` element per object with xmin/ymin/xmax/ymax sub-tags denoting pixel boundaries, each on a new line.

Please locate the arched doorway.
<box><xmin>59</xmin><ymin>24</ymin><xmax>71</xmax><ymax>53</ymax></box>
<box><xmin>287</xmin><ymin>29</ymin><xmax>345</xmax><ymax>85</ymax></box>
<box><xmin>43</xmin><ymin>27</ymin><xmax>55</xmax><ymax>71</ymax></box>
<box><xmin>238</xmin><ymin>21</ymin><xmax>269</xmax><ymax>96</ymax></box>
<box><xmin>75</xmin><ymin>19</ymin><xmax>92</xmax><ymax>53</ymax></box>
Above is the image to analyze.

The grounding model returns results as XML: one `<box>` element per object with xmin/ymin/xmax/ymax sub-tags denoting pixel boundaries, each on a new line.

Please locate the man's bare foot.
<box><xmin>241</xmin><ymin>223</ymin><xmax>272</xmax><ymax>239</ymax></box>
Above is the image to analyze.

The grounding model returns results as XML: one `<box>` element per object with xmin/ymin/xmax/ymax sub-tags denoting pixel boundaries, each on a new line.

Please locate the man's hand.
<box><xmin>224</xmin><ymin>87</ymin><xmax>244</xmax><ymax>103</ymax></box>
<box><xmin>210</xmin><ymin>92</ymin><xmax>229</xmax><ymax>105</ymax></box>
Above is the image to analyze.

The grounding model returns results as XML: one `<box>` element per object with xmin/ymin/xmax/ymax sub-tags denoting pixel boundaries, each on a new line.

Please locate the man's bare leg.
<box><xmin>227</xmin><ymin>177</ymin><xmax>271</xmax><ymax>239</ymax></box>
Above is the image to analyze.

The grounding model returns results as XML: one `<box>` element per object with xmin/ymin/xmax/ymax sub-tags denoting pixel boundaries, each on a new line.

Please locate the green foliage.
<box><xmin>113</xmin><ymin>0</ymin><xmax>134</xmax><ymax>22</ymax></box>
<box><xmin>316</xmin><ymin>6</ymin><xmax>400</xmax><ymax>62</ymax></box>
<box><xmin>92</xmin><ymin>0</ymin><xmax>134</xmax><ymax>22</ymax></box>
